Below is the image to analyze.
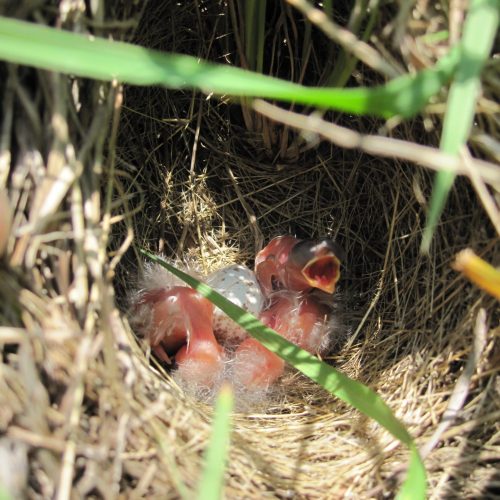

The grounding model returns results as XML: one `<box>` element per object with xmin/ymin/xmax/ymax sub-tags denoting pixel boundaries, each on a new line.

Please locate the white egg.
<box><xmin>205</xmin><ymin>264</ymin><xmax>264</xmax><ymax>345</ymax></box>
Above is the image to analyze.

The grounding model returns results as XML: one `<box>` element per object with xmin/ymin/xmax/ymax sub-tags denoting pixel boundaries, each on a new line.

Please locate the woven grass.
<box><xmin>1</xmin><ymin>1</ymin><xmax>499</xmax><ymax>498</ymax></box>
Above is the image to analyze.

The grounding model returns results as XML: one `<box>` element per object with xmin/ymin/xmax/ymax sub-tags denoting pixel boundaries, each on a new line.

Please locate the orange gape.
<box><xmin>135</xmin><ymin>287</ymin><xmax>224</xmax><ymax>386</ymax></box>
<box><xmin>233</xmin><ymin>292</ymin><xmax>330</xmax><ymax>389</ymax></box>
<box><xmin>255</xmin><ymin>236</ymin><xmax>342</xmax><ymax>296</ymax></box>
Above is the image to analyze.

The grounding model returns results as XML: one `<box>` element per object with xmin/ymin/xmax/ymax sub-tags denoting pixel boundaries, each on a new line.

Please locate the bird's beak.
<box><xmin>301</xmin><ymin>254</ymin><xmax>341</xmax><ymax>294</ymax></box>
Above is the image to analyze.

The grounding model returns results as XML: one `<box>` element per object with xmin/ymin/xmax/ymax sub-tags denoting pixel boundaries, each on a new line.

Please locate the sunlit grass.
<box><xmin>421</xmin><ymin>0</ymin><xmax>499</xmax><ymax>252</ymax></box>
<box><xmin>196</xmin><ymin>384</ymin><xmax>234</xmax><ymax>500</ymax></box>
<box><xmin>0</xmin><ymin>485</ymin><xmax>11</xmax><ymax>500</ymax></box>
<box><xmin>0</xmin><ymin>16</ymin><xmax>457</xmax><ymax>118</ymax></box>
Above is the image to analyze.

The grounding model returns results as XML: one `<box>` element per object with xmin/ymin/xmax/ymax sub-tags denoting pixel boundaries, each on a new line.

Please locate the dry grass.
<box><xmin>1</xmin><ymin>0</ymin><xmax>499</xmax><ymax>498</ymax></box>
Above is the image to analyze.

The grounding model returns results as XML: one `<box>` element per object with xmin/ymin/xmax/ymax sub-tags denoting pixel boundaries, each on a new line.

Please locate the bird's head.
<box><xmin>288</xmin><ymin>238</ymin><xmax>344</xmax><ymax>294</ymax></box>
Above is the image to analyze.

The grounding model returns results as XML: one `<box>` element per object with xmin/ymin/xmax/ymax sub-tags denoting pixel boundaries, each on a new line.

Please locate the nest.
<box><xmin>1</xmin><ymin>1</ymin><xmax>499</xmax><ymax>498</ymax></box>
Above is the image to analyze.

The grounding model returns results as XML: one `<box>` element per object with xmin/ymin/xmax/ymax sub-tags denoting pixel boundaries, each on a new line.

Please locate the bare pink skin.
<box><xmin>255</xmin><ymin>236</ymin><xmax>298</xmax><ymax>296</ymax></box>
<box><xmin>255</xmin><ymin>236</ymin><xmax>340</xmax><ymax>296</ymax></box>
<box><xmin>233</xmin><ymin>292</ymin><xmax>329</xmax><ymax>389</ymax></box>
<box><xmin>134</xmin><ymin>287</ymin><xmax>224</xmax><ymax>385</ymax></box>
<box><xmin>233</xmin><ymin>337</ymin><xmax>285</xmax><ymax>389</ymax></box>
<box><xmin>260</xmin><ymin>293</ymin><xmax>329</xmax><ymax>354</ymax></box>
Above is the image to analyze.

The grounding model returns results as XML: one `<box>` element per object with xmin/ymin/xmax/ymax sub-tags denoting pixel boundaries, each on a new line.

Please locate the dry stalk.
<box><xmin>253</xmin><ymin>99</ymin><xmax>500</xmax><ymax>188</ymax></box>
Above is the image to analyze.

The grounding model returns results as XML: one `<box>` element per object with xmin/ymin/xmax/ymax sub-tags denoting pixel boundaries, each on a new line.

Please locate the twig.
<box><xmin>460</xmin><ymin>146</ymin><xmax>500</xmax><ymax>236</ymax></box>
<box><xmin>7</xmin><ymin>426</ymin><xmax>106</xmax><ymax>461</ymax></box>
<box><xmin>69</xmin><ymin>180</ymin><xmax>89</xmax><ymax>313</ymax></box>
<box><xmin>0</xmin><ymin>327</ymin><xmax>26</xmax><ymax>344</ymax></box>
<box><xmin>253</xmin><ymin>100</ymin><xmax>500</xmax><ymax>188</ymax></box>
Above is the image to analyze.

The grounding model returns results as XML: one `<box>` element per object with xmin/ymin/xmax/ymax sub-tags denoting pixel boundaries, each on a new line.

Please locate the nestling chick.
<box><xmin>131</xmin><ymin>286</ymin><xmax>224</xmax><ymax>387</ymax></box>
<box><xmin>232</xmin><ymin>337</ymin><xmax>285</xmax><ymax>389</ymax></box>
<box><xmin>232</xmin><ymin>291</ymin><xmax>335</xmax><ymax>390</ymax></box>
<box><xmin>260</xmin><ymin>291</ymin><xmax>333</xmax><ymax>355</ymax></box>
<box><xmin>255</xmin><ymin>235</ymin><xmax>344</xmax><ymax>296</ymax></box>
<box><xmin>129</xmin><ymin>237</ymin><xmax>345</xmax><ymax>403</ymax></box>
<box><xmin>231</xmin><ymin>235</ymin><xmax>345</xmax><ymax>392</ymax></box>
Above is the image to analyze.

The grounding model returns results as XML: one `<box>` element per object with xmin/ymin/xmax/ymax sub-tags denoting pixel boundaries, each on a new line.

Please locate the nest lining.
<box><xmin>1</xmin><ymin>1</ymin><xmax>499</xmax><ymax>498</ymax></box>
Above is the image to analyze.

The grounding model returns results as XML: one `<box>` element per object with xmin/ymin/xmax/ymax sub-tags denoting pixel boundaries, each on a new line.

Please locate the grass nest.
<box><xmin>1</xmin><ymin>1</ymin><xmax>499</xmax><ymax>498</ymax></box>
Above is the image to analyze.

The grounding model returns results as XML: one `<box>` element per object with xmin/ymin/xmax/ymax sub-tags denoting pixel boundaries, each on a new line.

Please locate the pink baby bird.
<box><xmin>232</xmin><ymin>292</ymin><xmax>331</xmax><ymax>389</ymax></box>
<box><xmin>260</xmin><ymin>292</ymin><xmax>331</xmax><ymax>355</ymax></box>
<box><xmin>255</xmin><ymin>236</ymin><xmax>343</xmax><ymax>296</ymax></box>
<box><xmin>132</xmin><ymin>286</ymin><xmax>224</xmax><ymax>387</ymax></box>
<box><xmin>233</xmin><ymin>234</ymin><xmax>344</xmax><ymax>390</ymax></box>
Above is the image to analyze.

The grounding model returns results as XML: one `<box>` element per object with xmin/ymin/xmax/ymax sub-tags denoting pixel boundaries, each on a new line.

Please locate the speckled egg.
<box><xmin>205</xmin><ymin>264</ymin><xmax>264</xmax><ymax>345</ymax></box>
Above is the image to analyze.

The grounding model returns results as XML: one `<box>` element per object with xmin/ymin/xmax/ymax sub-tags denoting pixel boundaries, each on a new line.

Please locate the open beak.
<box><xmin>301</xmin><ymin>254</ymin><xmax>341</xmax><ymax>294</ymax></box>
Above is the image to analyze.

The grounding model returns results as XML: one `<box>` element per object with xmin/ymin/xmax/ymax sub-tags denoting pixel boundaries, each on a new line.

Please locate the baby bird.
<box><xmin>232</xmin><ymin>291</ymin><xmax>334</xmax><ymax>389</ymax></box>
<box><xmin>255</xmin><ymin>235</ymin><xmax>343</xmax><ymax>296</ymax></box>
<box><xmin>260</xmin><ymin>292</ymin><xmax>332</xmax><ymax>355</ymax></box>
<box><xmin>233</xmin><ymin>235</ymin><xmax>344</xmax><ymax>391</ymax></box>
<box><xmin>232</xmin><ymin>337</ymin><xmax>285</xmax><ymax>389</ymax></box>
<box><xmin>132</xmin><ymin>286</ymin><xmax>224</xmax><ymax>387</ymax></box>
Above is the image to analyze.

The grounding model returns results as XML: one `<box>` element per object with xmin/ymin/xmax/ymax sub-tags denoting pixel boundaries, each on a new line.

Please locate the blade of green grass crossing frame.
<box><xmin>0</xmin><ymin>16</ymin><xmax>457</xmax><ymax>118</ymax></box>
<box><xmin>197</xmin><ymin>384</ymin><xmax>234</xmax><ymax>500</ymax></box>
<box><xmin>140</xmin><ymin>251</ymin><xmax>426</xmax><ymax>499</ymax></box>
<box><xmin>0</xmin><ymin>485</ymin><xmax>11</xmax><ymax>500</ymax></box>
<box><xmin>421</xmin><ymin>0</ymin><xmax>499</xmax><ymax>253</ymax></box>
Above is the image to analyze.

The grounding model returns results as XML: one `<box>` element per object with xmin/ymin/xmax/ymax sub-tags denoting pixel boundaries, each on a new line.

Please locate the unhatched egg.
<box><xmin>205</xmin><ymin>264</ymin><xmax>264</xmax><ymax>345</ymax></box>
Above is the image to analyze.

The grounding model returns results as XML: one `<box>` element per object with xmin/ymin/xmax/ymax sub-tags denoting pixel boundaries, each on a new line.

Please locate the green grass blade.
<box><xmin>0</xmin><ymin>16</ymin><xmax>457</xmax><ymax>118</ymax></box>
<box><xmin>328</xmin><ymin>0</ymin><xmax>375</xmax><ymax>88</ymax></box>
<box><xmin>421</xmin><ymin>0</ymin><xmax>499</xmax><ymax>253</ymax></box>
<box><xmin>244</xmin><ymin>0</ymin><xmax>256</xmax><ymax>71</ymax></box>
<box><xmin>244</xmin><ymin>0</ymin><xmax>267</xmax><ymax>74</ymax></box>
<box><xmin>255</xmin><ymin>1</ymin><xmax>267</xmax><ymax>75</ymax></box>
<box><xmin>197</xmin><ymin>384</ymin><xmax>234</xmax><ymax>500</ymax></box>
<box><xmin>140</xmin><ymin>251</ymin><xmax>426</xmax><ymax>499</ymax></box>
<box><xmin>398</xmin><ymin>444</ymin><xmax>427</xmax><ymax>500</ymax></box>
<box><xmin>0</xmin><ymin>485</ymin><xmax>11</xmax><ymax>500</ymax></box>
<box><xmin>323</xmin><ymin>0</ymin><xmax>333</xmax><ymax>19</ymax></box>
